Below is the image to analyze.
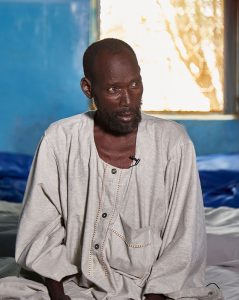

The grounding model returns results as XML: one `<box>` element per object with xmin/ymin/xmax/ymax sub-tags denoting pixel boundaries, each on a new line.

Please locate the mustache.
<box><xmin>114</xmin><ymin>107</ymin><xmax>141</xmax><ymax>116</ymax></box>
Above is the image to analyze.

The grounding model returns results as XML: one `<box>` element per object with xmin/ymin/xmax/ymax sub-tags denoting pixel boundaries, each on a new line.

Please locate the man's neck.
<box><xmin>93</xmin><ymin>122</ymin><xmax>138</xmax><ymax>169</ymax></box>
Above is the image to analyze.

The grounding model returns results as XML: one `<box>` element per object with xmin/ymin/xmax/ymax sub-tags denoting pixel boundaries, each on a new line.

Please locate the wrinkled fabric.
<box><xmin>197</xmin><ymin>153</ymin><xmax>239</xmax><ymax>208</ymax></box>
<box><xmin>0</xmin><ymin>112</ymin><xmax>223</xmax><ymax>299</ymax></box>
<box><xmin>0</xmin><ymin>152</ymin><xmax>32</xmax><ymax>202</ymax></box>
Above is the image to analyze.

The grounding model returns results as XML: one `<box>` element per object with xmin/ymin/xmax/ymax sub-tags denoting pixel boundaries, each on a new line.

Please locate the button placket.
<box><xmin>92</xmin><ymin>165</ymin><xmax>124</xmax><ymax>274</ymax></box>
<box><xmin>92</xmin><ymin>167</ymin><xmax>118</xmax><ymax>257</ymax></box>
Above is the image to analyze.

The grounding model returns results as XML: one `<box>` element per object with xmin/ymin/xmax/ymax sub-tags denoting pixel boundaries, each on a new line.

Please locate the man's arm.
<box><xmin>143</xmin><ymin>139</ymin><xmax>206</xmax><ymax>298</ymax></box>
<box><xmin>45</xmin><ymin>278</ymin><xmax>70</xmax><ymax>300</ymax></box>
<box><xmin>15</xmin><ymin>136</ymin><xmax>78</xmax><ymax>281</ymax></box>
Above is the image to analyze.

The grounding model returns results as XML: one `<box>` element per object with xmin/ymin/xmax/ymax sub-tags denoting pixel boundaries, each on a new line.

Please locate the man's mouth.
<box><xmin>116</xmin><ymin>111</ymin><xmax>134</xmax><ymax>122</ymax></box>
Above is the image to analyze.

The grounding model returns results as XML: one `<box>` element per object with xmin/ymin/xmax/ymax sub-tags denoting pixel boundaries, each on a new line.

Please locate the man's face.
<box><xmin>91</xmin><ymin>49</ymin><xmax>143</xmax><ymax>134</ymax></box>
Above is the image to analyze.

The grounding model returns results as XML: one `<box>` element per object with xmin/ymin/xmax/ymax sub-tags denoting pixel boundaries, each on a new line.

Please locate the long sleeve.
<box><xmin>15</xmin><ymin>135</ymin><xmax>78</xmax><ymax>281</ymax></box>
<box><xmin>144</xmin><ymin>140</ymin><xmax>207</xmax><ymax>298</ymax></box>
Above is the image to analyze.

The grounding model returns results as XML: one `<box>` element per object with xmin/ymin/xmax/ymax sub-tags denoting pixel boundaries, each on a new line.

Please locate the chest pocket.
<box><xmin>105</xmin><ymin>214</ymin><xmax>154</xmax><ymax>286</ymax></box>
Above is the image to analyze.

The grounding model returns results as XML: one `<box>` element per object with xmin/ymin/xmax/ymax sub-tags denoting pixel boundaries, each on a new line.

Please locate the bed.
<box><xmin>0</xmin><ymin>152</ymin><xmax>238</xmax><ymax>299</ymax></box>
<box><xmin>197</xmin><ymin>153</ymin><xmax>239</xmax><ymax>299</ymax></box>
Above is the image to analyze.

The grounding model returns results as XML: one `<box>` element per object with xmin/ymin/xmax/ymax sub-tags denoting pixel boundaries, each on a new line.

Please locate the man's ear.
<box><xmin>80</xmin><ymin>77</ymin><xmax>93</xmax><ymax>99</ymax></box>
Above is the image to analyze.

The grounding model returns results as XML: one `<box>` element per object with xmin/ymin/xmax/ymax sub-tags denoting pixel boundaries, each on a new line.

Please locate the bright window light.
<box><xmin>100</xmin><ymin>0</ymin><xmax>224</xmax><ymax>112</ymax></box>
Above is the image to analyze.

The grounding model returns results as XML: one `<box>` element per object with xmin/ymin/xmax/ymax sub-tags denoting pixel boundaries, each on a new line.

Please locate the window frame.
<box><xmin>224</xmin><ymin>0</ymin><xmax>239</xmax><ymax>114</ymax></box>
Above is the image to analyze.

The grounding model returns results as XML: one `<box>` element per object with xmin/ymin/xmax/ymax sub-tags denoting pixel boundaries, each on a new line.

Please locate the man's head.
<box><xmin>82</xmin><ymin>38</ymin><xmax>137</xmax><ymax>83</ymax></box>
<box><xmin>81</xmin><ymin>38</ymin><xmax>143</xmax><ymax>135</ymax></box>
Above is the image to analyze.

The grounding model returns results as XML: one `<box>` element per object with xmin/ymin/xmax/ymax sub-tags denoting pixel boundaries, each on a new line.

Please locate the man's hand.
<box><xmin>45</xmin><ymin>278</ymin><xmax>71</xmax><ymax>300</ymax></box>
<box><xmin>145</xmin><ymin>294</ymin><xmax>166</xmax><ymax>300</ymax></box>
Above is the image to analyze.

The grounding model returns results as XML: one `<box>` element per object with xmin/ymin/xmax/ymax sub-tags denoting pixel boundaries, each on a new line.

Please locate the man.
<box><xmin>0</xmin><ymin>38</ymin><xmax>223</xmax><ymax>299</ymax></box>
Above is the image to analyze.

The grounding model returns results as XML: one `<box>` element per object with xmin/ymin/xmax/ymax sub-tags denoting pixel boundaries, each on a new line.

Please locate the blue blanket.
<box><xmin>0</xmin><ymin>153</ymin><xmax>32</xmax><ymax>202</ymax></box>
<box><xmin>197</xmin><ymin>154</ymin><xmax>239</xmax><ymax>208</ymax></box>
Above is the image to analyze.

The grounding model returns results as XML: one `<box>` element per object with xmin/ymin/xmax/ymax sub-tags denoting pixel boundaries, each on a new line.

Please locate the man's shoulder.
<box><xmin>141</xmin><ymin>113</ymin><xmax>189</xmax><ymax>142</ymax></box>
<box><xmin>141</xmin><ymin>113</ymin><xmax>194</xmax><ymax>159</ymax></box>
<box><xmin>45</xmin><ymin>111</ymin><xmax>94</xmax><ymax>138</ymax></box>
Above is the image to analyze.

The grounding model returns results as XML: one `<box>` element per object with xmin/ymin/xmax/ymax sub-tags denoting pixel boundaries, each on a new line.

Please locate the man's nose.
<box><xmin>120</xmin><ymin>89</ymin><xmax>131</xmax><ymax>106</ymax></box>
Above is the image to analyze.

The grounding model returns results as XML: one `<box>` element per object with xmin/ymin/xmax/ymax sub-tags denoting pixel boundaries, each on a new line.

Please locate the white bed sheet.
<box><xmin>205</xmin><ymin>207</ymin><xmax>239</xmax><ymax>266</ymax></box>
<box><xmin>205</xmin><ymin>207</ymin><xmax>239</xmax><ymax>299</ymax></box>
<box><xmin>0</xmin><ymin>200</ymin><xmax>22</xmax><ymax>257</ymax></box>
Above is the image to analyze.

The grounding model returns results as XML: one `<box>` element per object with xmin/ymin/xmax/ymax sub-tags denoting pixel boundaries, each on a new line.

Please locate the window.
<box><xmin>91</xmin><ymin>0</ymin><xmax>239</xmax><ymax>114</ymax></box>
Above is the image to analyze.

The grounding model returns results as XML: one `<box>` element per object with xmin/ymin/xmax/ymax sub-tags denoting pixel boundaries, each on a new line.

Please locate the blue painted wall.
<box><xmin>175</xmin><ymin>119</ymin><xmax>239</xmax><ymax>156</ymax></box>
<box><xmin>0</xmin><ymin>0</ymin><xmax>89</xmax><ymax>155</ymax></box>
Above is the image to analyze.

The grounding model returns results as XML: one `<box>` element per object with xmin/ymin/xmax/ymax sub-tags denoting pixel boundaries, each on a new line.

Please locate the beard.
<box><xmin>95</xmin><ymin>104</ymin><xmax>142</xmax><ymax>135</ymax></box>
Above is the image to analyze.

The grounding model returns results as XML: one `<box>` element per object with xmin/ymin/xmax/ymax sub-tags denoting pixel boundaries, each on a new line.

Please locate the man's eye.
<box><xmin>131</xmin><ymin>81</ymin><xmax>139</xmax><ymax>88</ymax></box>
<box><xmin>108</xmin><ymin>87</ymin><xmax>118</xmax><ymax>93</ymax></box>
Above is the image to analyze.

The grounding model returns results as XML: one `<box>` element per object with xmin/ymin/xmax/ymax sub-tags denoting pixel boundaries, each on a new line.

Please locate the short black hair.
<box><xmin>83</xmin><ymin>38</ymin><xmax>137</xmax><ymax>81</ymax></box>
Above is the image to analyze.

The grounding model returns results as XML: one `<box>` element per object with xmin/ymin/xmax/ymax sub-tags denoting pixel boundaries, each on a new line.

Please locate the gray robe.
<box><xmin>0</xmin><ymin>112</ymin><xmax>223</xmax><ymax>299</ymax></box>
